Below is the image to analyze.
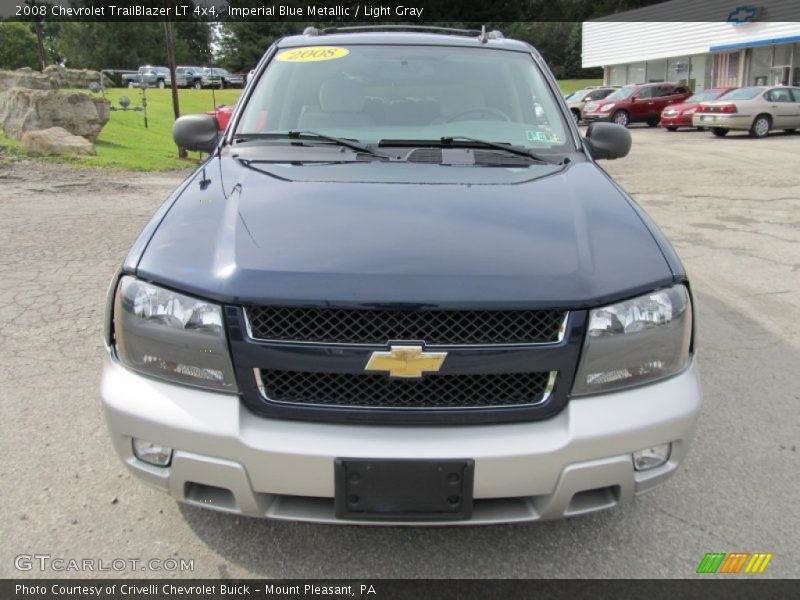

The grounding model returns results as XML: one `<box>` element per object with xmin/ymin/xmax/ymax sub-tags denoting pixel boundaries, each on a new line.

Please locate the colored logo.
<box><xmin>365</xmin><ymin>345</ymin><xmax>447</xmax><ymax>378</ymax></box>
<box><xmin>696</xmin><ymin>552</ymin><xmax>773</xmax><ymax>574</ymax></box>
<box><xmin>727</xmin><ymin>5</ymin><xmax>762</xmax><ymax>24</ymax></box>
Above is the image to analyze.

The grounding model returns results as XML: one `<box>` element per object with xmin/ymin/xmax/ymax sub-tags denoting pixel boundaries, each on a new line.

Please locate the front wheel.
<box><xmin>611</xmin><ymin>110</ymin><xmax>630</xmax><ymax>127</ymax></box>
<box><xmin>711</xmin><ymin>127</ymin><xmax>729</xmax><ymax>137</ymax></box>
<box><xmin>193</xmin><ymin>80</ymin><xmax>202</xmax><ymax>90</ymax></box>
<box><xmin>749</xmin><ymin>115</ymin><xmax>771</xmax><ymax>138</ymax></box>
<box><xmin>127</xmin><ymin>81</ymin><xmax>135</xmax><ymax>88</ymax></box>
<box><xmin>157</xmin><ymin>79</ymin><xmax>166</xmax><ymax>89</ymax></box>
<box><xmin>665</xmin><ymin>126</ymin><xmax>678</xmax><ymax>132</ymax></box>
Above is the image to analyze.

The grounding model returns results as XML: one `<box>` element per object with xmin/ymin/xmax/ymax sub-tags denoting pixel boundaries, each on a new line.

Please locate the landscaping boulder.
<box><xmin>0</xmin><ymin>87</ymin><xmax>110</xmax><ymax>141</ymax></box>
<box><xmin>0</xmin><ymin>65</ymin><xmax>112</xmax><ymax>91</ymax></box>
<box><xmin>21</xmin><ymin>127</ymin><xmax>96</xmax><ymax>156</ymax></box>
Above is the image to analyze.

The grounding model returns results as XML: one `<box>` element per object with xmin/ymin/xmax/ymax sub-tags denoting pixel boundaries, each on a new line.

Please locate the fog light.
<box><xmin>633</xmin><ymin>443</ymin><xmax>671</xmax><ymax>471</ymax></box>
<box><xmin>132</xmin><ymin>438</ymin><xmax>173</xmax><ymax>467</ymax></box>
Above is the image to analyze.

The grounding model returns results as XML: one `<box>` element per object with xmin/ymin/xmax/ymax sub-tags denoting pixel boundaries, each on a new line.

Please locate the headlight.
<box><xmin>572</xmin><ymin>284</ymin><xmax>692</xmax><ymax>396</ymax></box>
<box><xmin>599</xmin><ymin>103</ymin><xmax>615</xmax><ymax>112</ymax></box>
<box><xmin>113</xmin><ymin>276</ymin><xmax>237</xmax><ymax>392</ymax></box>
<box><xmin>684</xmin><ymin>108</ymin><xmax>696</xmax><ymax>115</ymax></box>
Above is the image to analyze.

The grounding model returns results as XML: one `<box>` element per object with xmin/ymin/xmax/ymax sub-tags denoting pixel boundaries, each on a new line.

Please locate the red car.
<box><xmin>582</xmin><ymin>82</ymin><xmax>693</xmax><ymax>128</ymax></box>
<box><xmin>206</xmin><ymin>105</ymin><xmax>235</xmax><ymax>131</ymax></box>
<box><xmin>660</xmin><ymin>87</ymin><xmax>736</xmax><ymax>131</ymax></box>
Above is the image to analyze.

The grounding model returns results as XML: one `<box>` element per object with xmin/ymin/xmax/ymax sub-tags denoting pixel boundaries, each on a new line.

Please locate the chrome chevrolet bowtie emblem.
<box><xmin>365</xmin><ymin>345</ymin><xmax>447</xmax><ymax>378</ymax></box>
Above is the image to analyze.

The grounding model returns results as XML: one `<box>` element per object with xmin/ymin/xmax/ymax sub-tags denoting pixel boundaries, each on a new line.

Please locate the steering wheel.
<box><xmin>445</xmin><ymin>106</ymin><xmax>512</xmax><ymax>123</ymax></box>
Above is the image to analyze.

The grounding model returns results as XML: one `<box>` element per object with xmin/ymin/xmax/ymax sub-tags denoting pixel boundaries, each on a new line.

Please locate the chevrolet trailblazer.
<box><xmin>102</xmin><ymin>27</ymin><xmax>701</xmax><ymax>524</ymax></box>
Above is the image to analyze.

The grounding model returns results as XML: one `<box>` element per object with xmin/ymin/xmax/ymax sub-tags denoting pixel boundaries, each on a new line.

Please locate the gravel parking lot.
<box><xmin>1</xmin><ymin>126</ymin><xmax>798</xmax><ymax>579</ymax></box>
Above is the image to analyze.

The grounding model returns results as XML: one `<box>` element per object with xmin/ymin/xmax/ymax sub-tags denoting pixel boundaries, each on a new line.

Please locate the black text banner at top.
<box><xmin>3</xmin><ymin>0</ymin><xmax>800</xmax><ymax>22</ymax></box>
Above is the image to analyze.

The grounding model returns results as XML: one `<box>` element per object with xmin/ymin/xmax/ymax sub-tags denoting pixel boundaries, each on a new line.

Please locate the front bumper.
<box><xmin>101</xmin><ymin>356</ymin><xmax>702</xmax><ymax>525</ymax></box>
<box><xmin>692</xmin><ymin>113</ymin><xmax>752</xmax><ymax>129</ymax></box>
<box><xmin>660</xmin><ymin>114</ymin><xmax>693</xmax><ymax>127</ymax></box>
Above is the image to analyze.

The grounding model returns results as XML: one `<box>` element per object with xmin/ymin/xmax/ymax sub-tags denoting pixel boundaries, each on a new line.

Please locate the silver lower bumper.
<box><xmin>101</xmin><ymin>356</ymin><xmax>702</xmax><ymax>525</ymax></box>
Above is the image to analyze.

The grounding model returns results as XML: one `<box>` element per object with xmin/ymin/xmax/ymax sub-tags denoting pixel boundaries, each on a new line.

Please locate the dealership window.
<box><xmin>666</xmin><ymin>57</ymin><xmax>690</xmax><ymax>84</ymax></box>
<box><xmin>628</xmin><ymin>62</ymin><xmax>645</xmax><ymax>84</ymax></box>
<box><xmin>713</xmin><ymin>52</ymin><xmax>740</xmax><ymax>87</ymax></box>
<box><xmin>771</xmin><ymin>43</ymin><xmax>792</xmax><ymax>85</ymax></box>
<box><xmin>609</xmin><ymin>64</ymin><xmax>626</xmax><ymax>86</ymax></box>
<box><xmin>749</xmin><ymin>46</ymin><xmax>772</xmax><ymax>86</ymax></box>
<box><xmin>793</xmin><ymin>44</ymin><xmax>800</xmax><ymax>86</ymax></box>
<box><xmin>646</xmin><ymin>59</ymin><xmax>666</xmax><ymax>82</ymax></box>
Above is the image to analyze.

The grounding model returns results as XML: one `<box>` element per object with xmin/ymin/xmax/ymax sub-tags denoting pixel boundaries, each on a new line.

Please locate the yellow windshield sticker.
<box><xmin>277</xmin><ymin>47</ymin><xmax>350</xmax><ymax>63</ymax></box>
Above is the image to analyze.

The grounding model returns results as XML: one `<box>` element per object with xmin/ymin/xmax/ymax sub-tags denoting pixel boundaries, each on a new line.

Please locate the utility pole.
<box><xmin>164</xmin><ymin>20</ymin><xmax>187</xmax><ymax>159</ymax></box>
<box><xmin>25</xmin><ymin>0</ymin><xmax>47</xmax><ymax>70</ymax></box>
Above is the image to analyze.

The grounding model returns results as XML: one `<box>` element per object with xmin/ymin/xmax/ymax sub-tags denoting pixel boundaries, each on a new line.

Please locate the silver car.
<box><xmin>692</xmin><ymin>85</ymin><xmax>800</xmax><ymax>138</ymax></box>
<box><xmin>565</xmin><ymin>86</ymin><xmax>619</xmax><ymax>124</ymax></box>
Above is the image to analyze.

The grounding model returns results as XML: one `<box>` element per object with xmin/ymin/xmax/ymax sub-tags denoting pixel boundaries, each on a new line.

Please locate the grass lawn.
<box><xmin>558</xmin><ymin>79</ymin><xmax>604</xmax><ymax>96</ymax></box>
<box><xmin>2</xmin><ymin>81</ymin><xmax>601</xmax><ymax>171</ymax></box>
<box><xmin>1</xmin><ymin>88</ymin><xmax>243</xmax><ymax>171</ymax></box>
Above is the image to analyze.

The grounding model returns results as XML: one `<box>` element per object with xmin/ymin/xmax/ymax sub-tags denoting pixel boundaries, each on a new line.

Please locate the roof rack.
<box><xmin>303</xmin><ymin>25</ymin><xmax>503</xmax><ymax>40</ymax></box>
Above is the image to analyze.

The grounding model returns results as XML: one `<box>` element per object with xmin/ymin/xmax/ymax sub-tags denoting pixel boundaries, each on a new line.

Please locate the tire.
<box><xmin>570</xmin><ymin>109</ymin><xmax>580</xmax><ymax>124</ymax></box>
<box><xmin>647</xmin><ymin>118</ymin><xmax>659</xmax><ymax>127</ymax></box>
<box><xmin>711</xmin><ymin>127</ymin><xmax>729</xmax><ymax>137</ymax></box>
<box><xmin>665</xmin><ymin>126</ymin><xmax>678</xmax><ymax>132</ymax></box>
<box><xmin>611</xmin><ymin>110</ymin><xmax>630</xmax><ymax>127</ymax></box>
<box><xmin>157</xmin><ymin>79</ymin><xmax>165</xmax><ymax>89</ymax></box>
<box><xmin>127</xmin><ymin>81</ymin><xmax>135</xmax><ymax>88</ymax></box>
<box><xmin>193</xmin><ymin>80</ymin><xmax>202</xmax><ymax>90</ymax></box>
<box><xmin>749</xmin><ymin>114</ymin><xmax>771</xmax><ymax>138</ymax></box>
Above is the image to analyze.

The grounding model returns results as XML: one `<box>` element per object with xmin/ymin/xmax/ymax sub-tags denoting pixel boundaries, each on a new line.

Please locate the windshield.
<box><xmin>720</xmin><ymin>87</ymin><xmax>764</xmax><ymax>100</ymax></box>
<box><xmin>605</xmin><ymin>87</ymin><xmax>636</xmax><ymax>100</ymax></box>
<box><xmin>565</xmin><ymin>88</ymin><xmax>588</xmax><ymax>100</ymax></box>
<box><xmin>236</xmin><ymin>44</ymin><xmax>571</xmax><ymax>153</ymax></box>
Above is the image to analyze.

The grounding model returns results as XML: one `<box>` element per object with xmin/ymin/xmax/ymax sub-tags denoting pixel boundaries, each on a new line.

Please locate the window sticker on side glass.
<box><xmin>277</xmin><ymin>47</ymin><xmax>350</xmax><ymax>62</ymax></box>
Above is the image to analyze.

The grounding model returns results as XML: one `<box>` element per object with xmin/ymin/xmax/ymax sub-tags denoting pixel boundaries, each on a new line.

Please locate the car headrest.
<box><xmin>320</xmin><ymin>78</ymin><xmax>366</xmax><ymax>113</ymax></box>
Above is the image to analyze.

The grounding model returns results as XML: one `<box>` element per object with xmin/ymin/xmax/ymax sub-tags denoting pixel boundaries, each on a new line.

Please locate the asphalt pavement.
<box><xmin>0</xmin><ymin>126</ymin><xmax>798</xmax><ymax>578</ymax></box>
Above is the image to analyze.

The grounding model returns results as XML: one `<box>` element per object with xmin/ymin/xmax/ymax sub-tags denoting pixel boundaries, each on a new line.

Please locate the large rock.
<box><xmin>0</xmin><ymin>65</ymin><xmax>112</xmax><ymax>91</ymax></box>
<box><xmin>21</xmin><ymin>127</ymin><xmax>96</xmax><ymax>156</ymax></box>
<box><xmin>0</xmin><ymin>87</ymin><xmax>110</xmax><ymax>141</ymax></box>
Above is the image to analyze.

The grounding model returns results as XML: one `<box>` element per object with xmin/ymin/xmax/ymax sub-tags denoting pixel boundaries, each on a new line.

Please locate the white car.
<box><xmin>693</xmin><ymin>85</ymin><xmax>800</xmax><ymax>137</ymax></box>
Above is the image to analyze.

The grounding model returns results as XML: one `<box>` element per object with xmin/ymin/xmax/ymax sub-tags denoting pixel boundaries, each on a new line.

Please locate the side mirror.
<box><xmin>173</xmin><ymin>114</ymin><xmax>220</xmax><ymax>153</ymax></box>
<box><xmin>584</xmin><ymin>122</ymin><xmax>631</xmax><ymax>160</ymax></box>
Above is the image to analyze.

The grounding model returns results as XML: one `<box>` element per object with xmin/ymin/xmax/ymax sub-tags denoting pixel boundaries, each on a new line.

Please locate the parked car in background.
<box><xmin>175</xmin><ymin>66</ymin><xmax>205</xmax><ymax>89</ymax></box>
<box><xmin>660</xmin><ymin>87</ymin><xmax>736</xmax><ymax>131</ymax></box>
<box><xmin>121</xmin><ymin>66</ymin><xmax>171</xmax><ymax>89</ymax></box>
<box><xmin>565</xmin><ymin>86</ymin><xmax>619</xmax><ymax>124</ymax></box>
<box><xmin>692</xmin><ymin>85</ymin><xmax>800</xmax><ymax>138</ymax></box>
<box><xmin>202</xmin><ymin>67</ymin><xmax>244</xmax><ymax>89</ymax></box>
<box><xmin>583</xmin><ymin>82</ymin><xmax>693</xmax><ymax>127</ymax></box>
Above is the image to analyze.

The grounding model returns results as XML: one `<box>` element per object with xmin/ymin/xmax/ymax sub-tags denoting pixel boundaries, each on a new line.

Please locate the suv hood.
<box><xmin>134</xmin><ymin>157</ymin><xmax>675</xmax><ymax>308</ymax></box>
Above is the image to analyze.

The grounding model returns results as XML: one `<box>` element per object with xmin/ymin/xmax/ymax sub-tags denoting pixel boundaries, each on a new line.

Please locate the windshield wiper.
<box><xmin>379</xmin><ymin>136</ymin><xmax>555</xmax><ymax>164</ymax></box>
<box><xmin>234</xmin><ymin>130</ymin><xmax>392</xmax><ymax>160</ymax></box>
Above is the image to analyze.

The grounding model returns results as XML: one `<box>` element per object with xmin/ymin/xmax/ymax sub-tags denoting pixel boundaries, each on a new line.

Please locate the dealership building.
<box><xmin>582</xmin><ymin>0</ymin><xmax>800</xmax><ymax>91</ymax></box>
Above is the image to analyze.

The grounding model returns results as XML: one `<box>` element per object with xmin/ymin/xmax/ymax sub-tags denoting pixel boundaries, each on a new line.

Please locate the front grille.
<box><xmin>246</xmin><ymin>307</ymin><xmax>566</xmax><ymax>345</ymax></box>
<box><xmin>256</xmin><ymin>369</ymin><xmax>555</xmax><ymax>409</ymax></box>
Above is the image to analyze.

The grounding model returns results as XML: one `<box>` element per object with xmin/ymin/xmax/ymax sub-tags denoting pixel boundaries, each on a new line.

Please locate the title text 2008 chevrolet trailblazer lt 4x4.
<box><xmin>102</xmin><ymin>27</ymin><xmax>701</xmax><ymax>524</ymax></box>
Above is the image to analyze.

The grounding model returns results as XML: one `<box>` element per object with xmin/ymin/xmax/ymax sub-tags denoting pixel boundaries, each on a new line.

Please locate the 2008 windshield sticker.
<box><xmin>277</xmin><ymin>47</ymin><xmax>350</xmax><ymax>62</ymax></box>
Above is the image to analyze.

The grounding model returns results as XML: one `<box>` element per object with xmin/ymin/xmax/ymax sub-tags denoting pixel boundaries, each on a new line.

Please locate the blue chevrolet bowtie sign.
<box><xmin>727</xmin><ymin>5</ymin><xmax>763</xmax><ymax>24</ymax></box>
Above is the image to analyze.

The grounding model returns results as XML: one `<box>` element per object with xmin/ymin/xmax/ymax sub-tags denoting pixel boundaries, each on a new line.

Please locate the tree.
<box><xmin>0</xmin><ymin>22</ymin><xmax>40</xmax><ymax>69</ymax></box>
